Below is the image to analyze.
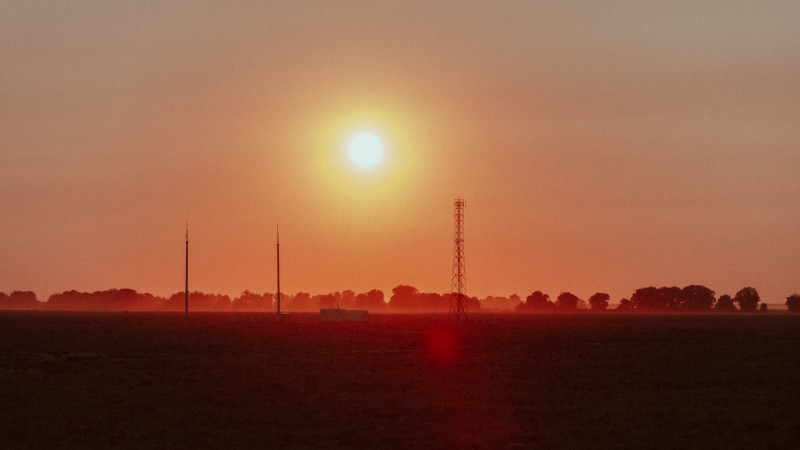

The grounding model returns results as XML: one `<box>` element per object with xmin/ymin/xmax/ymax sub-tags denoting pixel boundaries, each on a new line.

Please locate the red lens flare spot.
<box><xmin>425</xmin><ymin>324</ymin><xmax>463</xmax><ymax>368</ymax></box>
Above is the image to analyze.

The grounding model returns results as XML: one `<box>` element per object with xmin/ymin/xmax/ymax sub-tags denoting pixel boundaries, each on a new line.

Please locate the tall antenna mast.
<box><xmin>276</xmin><ymin>223</ymin><xmax>281</xmax><ymax>321</ymax></box>
<box><xmin>451</xmin><ymin>198</ymin><xmax>467</xmax><ymax>319</ymax></box>
<box><xmin>184</xmin><ymin>219</ymin><xmax>189</xmax><ymax>323</ymax></box>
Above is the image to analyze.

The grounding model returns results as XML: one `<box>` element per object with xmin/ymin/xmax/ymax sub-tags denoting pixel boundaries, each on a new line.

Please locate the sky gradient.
<box><xmin>2</xmin><ymin>1</ymin><xmax>799</xmax><ymax>304</ymax></box>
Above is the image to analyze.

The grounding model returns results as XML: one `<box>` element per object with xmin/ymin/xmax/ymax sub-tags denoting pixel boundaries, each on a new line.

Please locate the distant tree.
<box><xmin>556</xmin><ymin>292</ymin><xmax>580</xmax><ymax>310</ymax></box>
<box><xmin>714</xmin><ymin>294</ymin><xmax>737</xmax><ymax>311</ymax></box>
<box><xmin>315</xmin><ymin>293</ymin><xmax>338</xmax><ymax>309</ymax></box>
<box><xmin>340</xmin><ymin>290</ymin><xmax>357</xmax><ymax>309</ymax></box>
<box><xmin>759</xmin><ymin>303</ymin><xmax>768</xmax><ymax>312</ymax></box>
<box><xmin>81</xmin><ymin>288</ymin><xmax>138</xmax><ymax>310</ymax></box>
<box><xmin>389</xmin><ymin>285</ymin><xmax>419</xmax><ymax>310</ymax></box>
<box><xmin>47</xmin><ymin>290</ymin><xmax>84</xmax><ymax>310</ymax></box>
<box><xmin>588</xmin><ymin>293</ymin><xmax>610</xmax><ymax>311</ymax></box>
<box><xmin>109</xmin><ymin>289</ymin><xmax>140</xmax><ymax>309</ymax></box>
<box><xmin>515</xmin><ymin>291</ymin><xmax>556</xmax><ymax>312</ymax></box>
<box><xmin>630</xmin><ymin>287</ymin><xmax>656</xmax><ymax>310</ymax></box>
<box><xmin>679</xmin><ymin>285</ymin><xmax>716</xmax><ymax>311</ymax></box>
<box><xmin>786</xmin><ymin>294</ymin><xmax>800</xmax><ymax>313</ymax></box>
<box><xmin>13</xmin><ymin>290</ymin><xmax>37</xmax><ymax>303</ymax></box>
<box><xmin>481</xmin><ymin>296</ymin><xmax>502</xmax><ymax>310</ymax></box>
<box><xmin>481</xmin><ymin>295</ymin><xmax>522</xmax><ymax>311</ymax></box>
<box><xmin>274</xmin><ymin>292</ymin><xmax>290</xmax><ymax>310</ymax></box>
<box><xmin>139</xmin><ymin>292</ymin><xmax>163</xmax><ymax>310</ymax></box>
<box><xmin>467</xmin><ymin>295</ymin><xmax>481</xmax><ymax>311</ymax></box>
<box><xmin>212</xmin><ymin>293</ymin><xmax>231</xmax><ymax>310</ymax></box>
<box><xmin>354</xmin><ymin>289</ymin><xmax>385</xmax><ymax>311</ymax></box>
<box><xmin>232</xmin><ymin>291</ymin><xmax>273</xmax><ymax>311</ymax></box>
<box><xmin>48</xmin><ymin>289</ymin><xmax>163</xmax><ymax>311</ymax></box>
<box><xmin>2</xmin><ymin>291</ymin><xmax>40</xmax><ymax>310</ymax></box>
<box><xmin>660</xmin><ymin>286</ymin><xmax>682</xmax><ymax>310</ymax></box>
<box><xmin>734</xmin><ymin>287</ymin><xmax>760</xmax><ymax>312</ymax></box>
<box><xmin>289</xmin><ymin>292</ymin><xmax>314</xmax><ymax>311</ymax></box>
<box><xmin>616</xmin><ymin>298</ymin><xmax>633</xmax><ymax>311</ymax></box>
<box><xmin>631</xmin><ymin>286</ymin><xmax>681</xmax><ymax>311</ymax></box>
<box><xmin>419</xmin><ymin>292</ymin><xmax>448</xmax><ymax>311</ymax></box>
<box><xmin>660</xmin><ymin>286</ymin><xmax>683</xmax><ymax>310</ymax></box>
<box><xmin>182</xmin><ymin>292</ymin><xmax>229</xmax><ymax>311</ymax></box>
<box><xmin>368</xmin><ymin>289</ymin><xmax>386</xmax><ymax>310</ymax></box>
<box><xmin>165</xmin><ymin>292</ymin><xmax>184</xmax><ymax>311</ymax></box>
<box><xmin>354</xmin><ymin>292</ymin><xmax>367</xmax><ymax>309</ymax></box>
<box><xmin>439</xmin><ymin>293</ymin><xmax>479</xmax><ymax>312</ymax></box>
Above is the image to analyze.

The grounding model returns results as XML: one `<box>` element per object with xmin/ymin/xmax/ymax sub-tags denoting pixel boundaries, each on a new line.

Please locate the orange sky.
<box><xmin>2</xmin><ymin>2</ymin><xmax>799</xmax><ymax>304</ymax></box>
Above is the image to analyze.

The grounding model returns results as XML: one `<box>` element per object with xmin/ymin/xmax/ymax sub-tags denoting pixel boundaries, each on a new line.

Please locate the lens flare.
<box><xmin>425</xmin><ymin>324</ymin><xmax>463</xmax><ymax>368</ymax></box>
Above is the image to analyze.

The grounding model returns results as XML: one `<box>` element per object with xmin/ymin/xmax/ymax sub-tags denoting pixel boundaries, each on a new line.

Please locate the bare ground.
<box><xmin>0</xmin><ymin>311</ymin><xmax>798</xmax><ymax>448</ymax></box>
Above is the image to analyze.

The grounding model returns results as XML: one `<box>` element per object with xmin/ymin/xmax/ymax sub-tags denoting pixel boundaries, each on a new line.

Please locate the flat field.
<box><xmin>0</xmin><ymin>311</ymin><xmax>798</xmax><ymax>448</ymax></box>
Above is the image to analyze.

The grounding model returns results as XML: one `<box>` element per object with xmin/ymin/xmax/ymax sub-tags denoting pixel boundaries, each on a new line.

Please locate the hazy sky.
<box><xmin>2</xmin><ymin>1</ymin><xmax>798</xmax><ymax>304</ymax></box>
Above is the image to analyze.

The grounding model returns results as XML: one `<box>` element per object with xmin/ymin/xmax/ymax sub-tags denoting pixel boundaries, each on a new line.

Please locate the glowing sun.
<box><xmin>347</xmin><ymin>132</ymin><xmax>384</xmax><ymax>169</ymax></box>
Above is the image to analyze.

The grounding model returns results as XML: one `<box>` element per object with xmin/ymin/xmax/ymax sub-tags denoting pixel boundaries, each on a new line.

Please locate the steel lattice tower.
<box><xmin>451</xmin><ymin>198</ymin><xmax>467</xmax><ymax>317</ymax></box>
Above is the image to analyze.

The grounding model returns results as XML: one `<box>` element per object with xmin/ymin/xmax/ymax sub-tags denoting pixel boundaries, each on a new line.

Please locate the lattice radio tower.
<box><xmin>451</xmin><ymin>198</ymin><xmax>467</xmax><ymax>318</ymax></box>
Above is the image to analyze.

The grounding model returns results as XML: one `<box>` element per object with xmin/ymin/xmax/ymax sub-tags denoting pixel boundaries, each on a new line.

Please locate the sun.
<box><xmin>306</xmin><ymin>101</ymin><xmax>426</xmax><ymax>208</ymax></box>
<box><xmin>347</xmin><ymin>132</ymin><xmax>384</xmax><ymax>169</ymax></box>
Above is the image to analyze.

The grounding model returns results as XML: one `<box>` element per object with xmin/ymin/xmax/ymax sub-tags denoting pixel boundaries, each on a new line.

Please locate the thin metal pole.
<box><xmin>276</xmin><ymin>225</ymin><xmax>280</xmax><ymax>321</ymax></box>
<box><xmin>185</xmin><ymin>224</ymin><xmax>188</xmax><ymax>323</ymax></box>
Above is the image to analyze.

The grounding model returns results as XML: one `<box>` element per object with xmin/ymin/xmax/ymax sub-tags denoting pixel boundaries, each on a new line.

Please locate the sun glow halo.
<box><xmin>347</xmin><ymin>132</ymin><xmax>384</xmax><ymax>169</ymax></box>
<box><xmin>305</xmin><ymin>100</ymin><xmax>427</xmax><ymax>211</ymax></box>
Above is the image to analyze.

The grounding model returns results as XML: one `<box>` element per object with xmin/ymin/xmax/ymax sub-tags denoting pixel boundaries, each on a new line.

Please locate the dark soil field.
<box><xmin>1</xmin><ymin>311</ymin><xmax>798</xmax><ymax>448</ymax></box>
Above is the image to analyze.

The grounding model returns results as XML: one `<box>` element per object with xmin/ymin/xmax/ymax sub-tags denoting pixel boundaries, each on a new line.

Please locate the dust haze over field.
<box><xmin>1</xmin><ymin>312</ymin><xmax>798</xmax><ymax>448</ymax></box>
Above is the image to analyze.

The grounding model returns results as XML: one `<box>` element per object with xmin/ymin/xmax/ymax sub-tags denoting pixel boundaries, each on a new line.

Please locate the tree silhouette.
<box><xmin>8</xmin><ymin>283</ymin><xmax>781</xmax><ymax>314</ymax></box>
<box><xmin>389</xmin><ymin>285</ymin><xmax>419</xmax><ymax>310</ymax></box>
<box><xmin>616</xmin><ymin>298</ymin><xmax>633</xmax><ymax>311</ymax></box>
<box><xmin>588</xmin><ymin>293</ymin><xmax>610</xmax><ymax>311</ymax></box>
<box><xmin>734</xmin><ymin>287</ymin><xmax>760</xmax><ymax>312</ymax></box>
<box><xmin>515</xmin><ymin>291</ymin><xmax>556</xmax><ymax>312</ymax></box>
<box><xmin>786</xmin><ymin>294</ymin><xmax>800</xmax><ymax>313</ymax></box>
<box><xmin>714</xmin><ymin>294</ymin><xmax>736</xmax><ymax>311</ymax></box>
<box><xmin>166</xmin><ymin>291</ymin><xmax>229</xmax><ymax>311</ymax></box>
<box><xmin>48</xmin><ymin>289</ymin><xmax>164</xmax><ymax>311</ymax></box>
<box><xmin>679</xmin><ymin>285</ymin><xmax>716</xmax><ymax>311</ymax></box>
<box><xmin>289</xmin><ymin>292</ymin><xmax>313</xmax><ymax>310</ymax></box>
<box><xmin>46</xmin><ymin>290</ymin><xmax>84</xmax><ymax>310</ymax></box>
<box><xmin>340</xmin><ymin>290</ymin><xmax>357</xmax><ymax>309</ymax></box>
<box><xmin>481</xmin><ymin>295</ymin><xmax>521</xmax><ymax>311</ymax></box>
<box><xmin>419</xmin><ymin>292</ymin><xmax>448</xmax><ymax>311</ymax></box>
<box><xmin>556</xmin><ymin>292</ymin><xmax>580</xmax><ymax>310</ymax></box>
<box><xmin>316</xmin><ymin>293</ymin><xmax>338</xmax><ymax>309</ymax></box>
<box><xmin>0</xmin><ymin>291</ymin><xmax>39</xmax><ymax>310</ymax></box>
<box><xmin>232</xmin><ymin>291</ymin><xmax>273</xmax><ymax>311</ymax></box>
<box><xmin>355</xmin><ymin>289</ymin><xmax>385</xmax><ymax>311</ymax></box>
<box><xmin>631</xmin><ymin>286</ymin><xmax>681</xmax><ymax>311</ymax></box>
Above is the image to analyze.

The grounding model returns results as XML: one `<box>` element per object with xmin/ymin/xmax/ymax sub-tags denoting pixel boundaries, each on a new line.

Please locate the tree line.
<box><xmin>2</xmin><ymin>286</ymin><xmax>799</xmax><ymax>313</ymax></box>
<box><xmin>0</xmin><ymin>288</ymin><xmax>387</xmax><ymax>312</ymax></box>
<box><xmin>516</xmin><ymin>286</ymin><xmax>797</xmax><ymax>313</ymax></box>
